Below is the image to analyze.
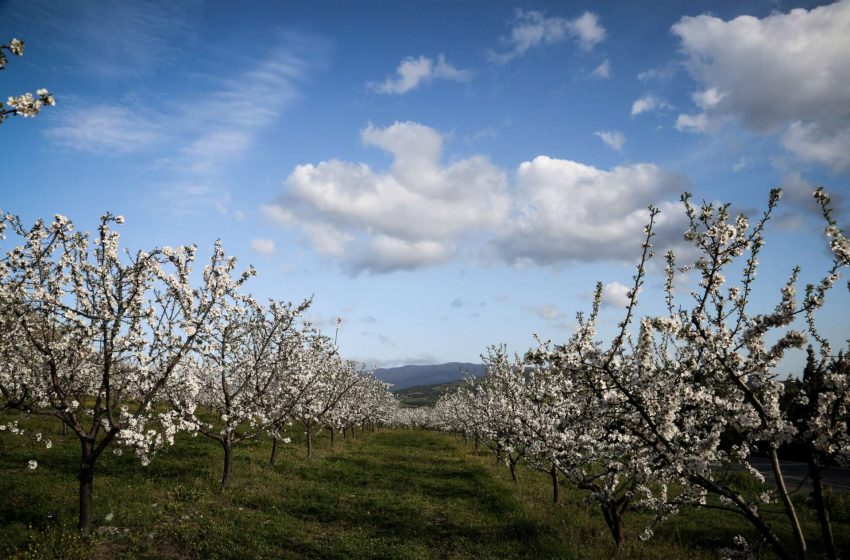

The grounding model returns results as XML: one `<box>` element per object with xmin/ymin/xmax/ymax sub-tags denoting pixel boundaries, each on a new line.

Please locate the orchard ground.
<box><xmin>2</xmin><ymin>418</ymin><xmax>849</xmax><ymax>559</ymax></box>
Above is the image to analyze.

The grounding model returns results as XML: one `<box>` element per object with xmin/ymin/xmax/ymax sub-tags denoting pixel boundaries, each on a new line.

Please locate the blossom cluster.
<box><xmin>1</xmin><ymin>38</ymin><xmax>55</xmax><ymax>126</ymax></box>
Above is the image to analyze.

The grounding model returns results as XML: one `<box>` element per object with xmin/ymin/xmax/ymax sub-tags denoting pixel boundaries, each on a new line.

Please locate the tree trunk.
<box><xmin>220</xmin><ymin>439</ymin><xmax>234</xmax><ymax>491</ymax></box>
<box><xmin>330</xmin><ymin>427</ymin><xmax>335</xmax><ymax>448</ymax></box>
<box><xmin>600</xmin><ymin>503</ymin><xmax>624</xmax><ymax>549</ymax></box>
<box><xmin>695</xmin><ymin>473</ymin><xmax>794</xmax><ymax>560</ymax></box>
<box><xmin>342</xmin><ymin>426</ymin><xmax>347</xmax><ymax>439</ymax></box>
<box><xmin>78</xmin><ymin>440</ymin><xmax>95</xmax><ymax>538</ymax></box>
<box><xmin>550</xmin><ymin>464</ymin><xmax>560</xmax><ymax>504</ymax></box>
<box><xmin>270</xmin><ymin>436</ymin><xmax>280</xmax><ymax>466</ymax></box>
<box><xmin>770</xmin><ymin>448</ymin><xmax>807</xmax><ymax>559</ymax></box>
<box><xmin>508</xmin><ymin>456</ymin><xmax>518</xmax><ymax>483</ymax></box>
<box><xmin>808</xmin><ymin>455</ymin><xmax>837</xmax><ymax>560</ymax></box>
<box><xmin>306</xmin><ymin>429</ymin><xmax>313</xmax><ymax>459</ymax></box>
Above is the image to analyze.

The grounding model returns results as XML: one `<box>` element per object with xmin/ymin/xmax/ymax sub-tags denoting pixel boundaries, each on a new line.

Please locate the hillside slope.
<box><xmin>374</xmin><ymin>362</ymin><xmax>484</xmax><ymax>391</ymax></box>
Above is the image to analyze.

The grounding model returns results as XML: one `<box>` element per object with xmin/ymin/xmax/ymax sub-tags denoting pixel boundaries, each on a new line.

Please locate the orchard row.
<box><xmin>393</xmin><ymin>189</ymin><xmax>850</xmax><ymax>560</ymax></box>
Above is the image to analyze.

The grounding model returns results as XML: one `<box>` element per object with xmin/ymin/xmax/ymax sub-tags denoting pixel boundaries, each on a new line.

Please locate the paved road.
<box><xmin>747</xmin><ymin>458</ymin><xmax>850</xmax><ymax>493</ymax></box>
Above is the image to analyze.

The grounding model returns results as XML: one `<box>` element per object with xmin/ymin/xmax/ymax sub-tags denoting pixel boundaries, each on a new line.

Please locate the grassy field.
<box><xmin>1</xmin><ymin>419</ymin><xmax>848</xmax><ymax>559</ymax></box>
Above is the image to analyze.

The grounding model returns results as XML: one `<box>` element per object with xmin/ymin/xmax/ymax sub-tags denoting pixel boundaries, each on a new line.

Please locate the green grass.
<box><xmin>1</xmin><ymin>417</ymin><xmax>847</xmax><ymax>559</ymax></box>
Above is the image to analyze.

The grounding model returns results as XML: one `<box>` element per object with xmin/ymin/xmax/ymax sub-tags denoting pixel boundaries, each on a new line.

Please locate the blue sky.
<box><xmin>1</xmin><ymin>0</ymin><xmax>848</xmax><ymax>369</ymax></box>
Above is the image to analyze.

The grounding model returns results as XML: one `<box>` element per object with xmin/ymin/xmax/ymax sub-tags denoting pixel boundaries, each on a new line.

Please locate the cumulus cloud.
<box><xmin>781</xmin><ymin>122</ymin><xmax>850</xmax><ymax>174</ymax></box>
<box><xmin>671</xmin><ymin>2</ymin><xmax>850</xmax><ymax>172</ymax></box>
<box><xmin>631</xmin><ymin>95</ymin><xmax>672</xmax><ymax>117</ymax></box>
<box><xmin>267</xmin><ymin>122</ymin><xmax>690</xmax><ymax>273</ymax></box>
<box><xmin>594</xmin><ymin>130</ymin><xmax>625</xmax><ymax>151</ymax></box>
<box><xmin>490</xmin><ymin>9</ymin><xmax>605</xmax><ymax>62</ymax></box>
<box><xmin>496</xmin><ymin>156</ymin><xmax>690</xmax><ymax>265</ymax></box>
<box><xmin>264</xmin><ymin>121</ymin><xmax>510</xmax><ymax>273</ymax></box>
<box><xmin>369</xmin><ymin>54</ymin><xmax>471</xmax><ymax>94</ymax></box>
<box><xmin>601</xmin><ymin>281</ymin><xmax>631</xmax><ymax>309</ymax></box>
<box><xmin>250</xmin><ymin>238</ymin><xmax>275</xmax><ymax>255</ymax></box>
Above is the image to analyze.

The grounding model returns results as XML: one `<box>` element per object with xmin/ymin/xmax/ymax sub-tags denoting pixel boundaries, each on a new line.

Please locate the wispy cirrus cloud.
<box><xmin>2</xmin><ymin>0</ymin><xmax>200</xmax><ymax>78</ymax></box>
<box><xmin>591</xmin><ymin>59</ymin><xmax>612</xmax><ymax>79</ymax></box>
<box><xmin>47</xmin><ymin>105</ymin><xmax>165</xmax><ymax>153</ymax></box>
<box><xmin>45</xmin><ymin>30</ymin><xmax>328</xmax><ymax>214</ymax></box>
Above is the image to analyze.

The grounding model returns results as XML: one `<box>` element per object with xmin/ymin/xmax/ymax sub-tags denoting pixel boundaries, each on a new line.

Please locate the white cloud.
<box><xmin>4</xmin><ymin>1</ymin><xmax>198</xmax><ymax>79</ymax></box>
<box><xmin>675</xmin><ymin>113</ymin><xmax>709</xmax><ymax>133</ymax></box>
<box><xmin>732</xmin><ymin>157</ymin><xmax>748</xmax><ymax>173</ymax></box>
<box><xmin>47</xmin><ymin>106</ymin><xmax>164</xmax><ymax>153</ymax></box>
<box><xmin>302</xmin><ymin>223</ymin><xmax>354</xmax><ymax>257</ymax></box>
<box><xmin>631</xmin><ymin>95</ymin><xmax>671</xmax><ymax>117</ymax></box>
<box><xmin>601</xmin><ymin>281</ymin><xmax>631</xmax><ymax>309</ymax></box>
<box><xmin>569</xmin><ymin>12</ymin><xmax>606</xmax><ymax>51</ymax></box>
<box><xmin>781</xmin><ymin>122</ymin><xmax>850</xmax><ymax>174</ymax></box>
<box><xmin>496</xmin><ymin>156</ymin><xmax>690</xmax><ymax>265</ymax></box>
<box><xmin>591</xmin><ymin>59</ymin><xmax>612</xmax><ymax>79</ymax></box>
<box><xmin>595</xmin><ymin>130</ymin><xmax>625</xmax><ymax>151</ymax></box>
<box><xmin>265</xmin><ymin>121</ymin><xmax>510</xmax><ymax>273</ymax></box>
<box><xmin>532</xmin><ymin>304</ymin><xmax>565</xmax><ymax>321</ymax></box>
<box><xmin>369</xmin><ymin>54</ymin><xmax>471</xmax><ymax>94</ymax></box>
<box><xmin>267</xmin><ymin>122</ymin><xmax>690</xmax><ymax>273</ymax></box>
<box><xmin>779</xmin><ymin>172</ymin><xmax>846</xmax><ymax>220</ymax></box>
<box><xmin>637</xmin><ymin>64</ymin><xmax>677</xmax><ymax>83</ymax></box>
<box><xmin>671</xmin><ymin>2</ymin><xmax>850</xmax><ymax>171</ymax></box>
<box><xmin>47</xmin><ymin>32</ymin><xmax>324</xmax><ymax>180</ymax></box>
<box><xmin>491</xmin><ymin>9</ymin><xmax>605</xmax><ymax>63</ymax></box>
<box><xmin>250</xmin><ymin>238</ymin><xmax>275</xmax><ymax>255</ymax></box>
<box><xmin>692</xmin><ymin>88</ymin><xmax>724</xmax><ymax>110</ymax></box>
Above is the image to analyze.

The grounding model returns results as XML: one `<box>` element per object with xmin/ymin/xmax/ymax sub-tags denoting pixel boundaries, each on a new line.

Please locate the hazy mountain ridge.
<box><xmin>375</xmin><ymin>362</ymin><xmax>484</xmax><ymax>391</ymax></box>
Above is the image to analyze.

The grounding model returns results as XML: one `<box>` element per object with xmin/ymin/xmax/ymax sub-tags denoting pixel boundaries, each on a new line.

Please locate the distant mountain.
<box><xmin>375</xmin><ymin>362</ymin><xmax>484</xmax><ymax>391</ymax></box>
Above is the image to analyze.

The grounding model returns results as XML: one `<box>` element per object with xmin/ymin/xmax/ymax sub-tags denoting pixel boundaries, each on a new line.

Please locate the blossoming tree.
<box><xmin>0</xmin><ymin>212</ymin><xmax>252</xmax><ymax>536</ymax></box>
<box><xmin>168</xmin><ymin>294</ymin><xmax>311</xmax><ymax>489</ymax></box>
